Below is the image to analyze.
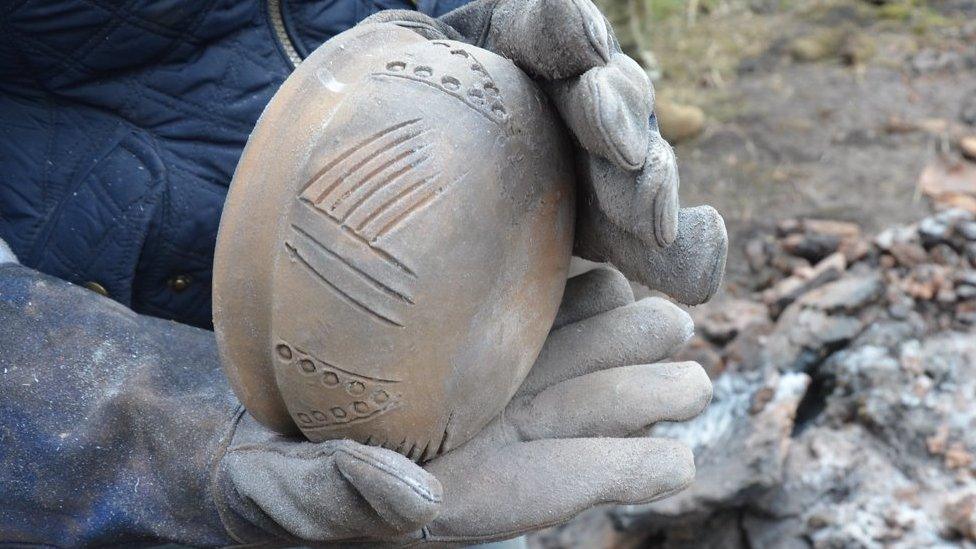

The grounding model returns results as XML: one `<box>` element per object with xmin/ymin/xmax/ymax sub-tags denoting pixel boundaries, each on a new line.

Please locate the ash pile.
<box><xmin>532</xmin><ymin>208</ymin><xmax>976</xmax><ymax>548</ymax></box>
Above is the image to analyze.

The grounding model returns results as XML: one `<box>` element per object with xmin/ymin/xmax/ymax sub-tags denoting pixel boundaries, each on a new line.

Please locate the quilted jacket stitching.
<box><xmin>77</xmin><ymin>140</ymin><xmax>162</xmax><ymax>292</ymax></box>
<box><xmin>78</xmin><ymin>0</ymin><xmax>204</xmax><ymax>43</ymax></box>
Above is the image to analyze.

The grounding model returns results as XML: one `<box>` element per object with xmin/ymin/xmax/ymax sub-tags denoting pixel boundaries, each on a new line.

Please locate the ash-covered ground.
<box><xmin>533</xmin><ymin>208</ymin><xmax>976</xmax><ymax>549</ymax></box>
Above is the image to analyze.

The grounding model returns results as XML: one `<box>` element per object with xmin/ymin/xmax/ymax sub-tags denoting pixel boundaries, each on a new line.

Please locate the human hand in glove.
<box><xmin>361</xmin><ymin>0</ymin><xmax>728</xmax><ymax>305</ymax></box>
<box><xmin>0</xmin><ymin>263</ymin><xmax>709</xmax><ymax>546</ymax></box>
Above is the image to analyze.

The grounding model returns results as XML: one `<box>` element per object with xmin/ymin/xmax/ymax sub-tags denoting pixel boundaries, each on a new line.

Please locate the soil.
<box><xmin>635</xmin><ymin>0</ymin><xmax>976</xmax><ymax>285</ymax></box>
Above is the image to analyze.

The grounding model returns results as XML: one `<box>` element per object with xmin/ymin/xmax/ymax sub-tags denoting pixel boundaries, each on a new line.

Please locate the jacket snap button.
<box><xmin>167</xmin><ymin>274</ymin><xmax>192</xmax><ymax>292</ymax></box>
<box><xmin>83</xmin><ymin>281</ymin><xmax>109</xmax><ymax>296</ymax></box>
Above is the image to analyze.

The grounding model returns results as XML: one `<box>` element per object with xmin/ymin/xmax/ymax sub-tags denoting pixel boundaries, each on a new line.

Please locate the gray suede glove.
<box><xmin>360</xmin><ymin>0</ymin><xmax>728</xmax><ymax>305</ymax></box>
<box><xmin>218</xmin><ymin>268</ymin><xmax>711</xmax><ymax>545</ymax></box>
<box><xmin>0</xmin><ymin>264</ymin><xmax>709</xmax><ymax>546</ymax></box>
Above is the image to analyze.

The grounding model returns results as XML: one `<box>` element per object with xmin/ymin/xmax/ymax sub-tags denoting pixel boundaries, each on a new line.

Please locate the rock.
<box><xmin>763</xmin><ymin>253</ymin><xmax>848</xmax><ymax>316</ymax></box>
<box><xmin>803</xmin><ymin>219</ymin><xmax>862</xmax><ymax>240</ymax></box>
<box><xmin>724</xmin><ymin>321</ymin><xmax>775</xmax><ymax>371</ymax></box>
<box><xmin>745</xmin><ymin>237</ymin><xmax>771</xmax><ymax>272</ymax></box>
<box><xmin>875</xmin><ymin>225</ymin><xmax>919</xmax><ymax>251</ymax></box>
<box><xmin>692</xmin><ymin>298</ymin><xmax>771</xmax><ymax>346</ymax></box>
<box><xmin>945</xmin><ymin>494</ymin><xmax>976</xmax><ymax>541</ymax></box>
<box><xmin>957</xmin><ymin>271</ymin><xmax>976</xmax><ymax>288</ymax></box>
<box><xmin>889</xmin><ymin>242</ymin><xmax>929</xmax><ymax>268</ymax></box>
<box><xmin>781</xmin><ymin>232</ymin><xmax>841</xmax><ymax>263</ymax></box>
<box><xmin>919</xmin><ymin>159</ymin><xmax>976</xmax><ymax>214</ymax></box>
<box><xmin>776</xmin><ymin>218</ymin><xmax>803</xmax><ymax>236</ymax></box>
<box><xmin>918</xmin><ymin>216</ymin><xmax>952</xmax><ymax>246</ymax></box>
<box><xmin>751</xmin><ymin>425</ymin><xmax>944</xmax><ymax>548</ymax></box>
<box><xmin>840</xmin><ymin>237</ymin><xmax>871</xmax><ymax>263</ymax></box>
<box><xmin>957</xmin><ymin>285</ymin><xmax>976</xmax><ymax>300</ymax></box>
<box><xmin>962</xmin><ymin>136</ymin><xmax>976</xmax><ymax>161</ymax></box>
<box><xmin>929</xmin><ymin>244</ymin><xmax>961</xmax><ymax>267</ymax></box>
<box><xmin>900</xmin><ymin>264</ymin><xmax>951</xmax><ymax>301</ymax></box>
<box><xmin>944</xmin><ymin>442</ymin><xmax>973</xmax><ymax>470</ymax></box>
<box><xmin>656</xmin><ymin>100</ymin><xmax>705</xmax><ymax>143</ymax></box>
<box><xmin>959</xmin><ymin>221</ymin><xmax>976</xmax><ymax>241</ymax></box>
<box><xmin>798</xmin><ymin>273</ymin><xmax>883</xmax><ymax>314</ymax></box>
<box><xmin>789</xmin><ymin>30</ymin><xmax>842</xmax><ymax>63</ymax></box>
<box><xmin>675</xmin><ymin>336</ymin><xmax>725</xmax><ymax>379</ymax></box>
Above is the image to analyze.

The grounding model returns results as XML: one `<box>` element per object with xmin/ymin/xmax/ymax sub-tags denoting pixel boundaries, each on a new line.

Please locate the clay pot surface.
<box><xmin>213</xmin><ymin>23</ymin><xmax>575</xmax><ymax>461</ymax></box>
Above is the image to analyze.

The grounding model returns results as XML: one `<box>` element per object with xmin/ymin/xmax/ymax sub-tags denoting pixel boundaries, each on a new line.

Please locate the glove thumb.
<box><xmin>218</xmin><ymin>437</ymin><xmax>441</xmax><ymax>543</ymax></box>
<box><xmin>336</xmin><ymin>442</ymin><xmax>444</xmax><ymax>532</ymax></box>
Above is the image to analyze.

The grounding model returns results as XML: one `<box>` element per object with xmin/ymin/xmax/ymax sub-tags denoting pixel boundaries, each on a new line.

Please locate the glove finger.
<box><xmin>224</xmin><ymin>439</ymin><xmax>441</xmax><ymax>541</ymax></box>
<box><xmin>512</xmin><ymin>362</ymin><xmax>712</xmax><ymax>440</ymax></box>
<box><xmin>485</xmin><ymin>0</ymin><xmax>612</xmax><ymax>80</ymax></box>
<box><xmin>426</xmin><ymin>437</ymin><xmax>694</xmax><ymax>542</ymax></box>
<box><xmin>553</xmin><ymin>267</ymin><xmax>634</xmax><ymax>329</ymax></box>
<box><xmin>548</xmin><ymin>53</ymin><xmax>653</xmax><ymax>170</ymax></box>
<box><xmin>519</xmin><ymin>297</ymin><xmax>693</xmax><ymax>396</ymax></box>
<box><xmin>575</xmin><ymin>128</ymin><xmax>679</xmax><ymax>248</ymax></box>
<box><xmin>335</xmin><ymin>442</ymin><xmax>444</xmax><ymax>532</ymax></box>
<box><xmin>359</xmin><ymin>9</ymin><xmax>462</xmax><ymax>40</ymax></box>
<box><xmin>576</xmin><ymin>205</ymin><xmax>728</xmax><ymax>305</ymax></box>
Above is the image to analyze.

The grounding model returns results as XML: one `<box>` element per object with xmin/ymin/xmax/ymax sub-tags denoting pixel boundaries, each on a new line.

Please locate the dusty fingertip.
<box><xmin>567</xmin><ymin>0</ymin><xmax>612</xmax><ymax>64</ymax></box>
<box><xmin>678</xmin><ymin>362</ymin><xmax>714</xmax><ymax>413</ymax></box>
<box><xmin>653</xmin><ymin>174</ymin><xmax>679</xmax><ymax>247</ymax></box>
<box><xmin>335</xmin><ymin>445</ymin><xmax>443</xmax><ymax>530</ymax></box>
<box><xmin>636</xmin><ymin>296</ymin><xmax>695</xmax><ymax>345</ymax></box>
<box><xmin>698</xmin><ymin>205</ymin><xmax>729</xmax><ymax>303</ymax></box>
<box><xmin>650</xmin><ymin>438</ymin><xmax>696</xmax><ymax>494</ymax></box>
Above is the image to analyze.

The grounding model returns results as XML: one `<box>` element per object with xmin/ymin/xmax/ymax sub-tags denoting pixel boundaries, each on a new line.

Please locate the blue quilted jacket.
<box><xmin>0</xmin><ymin>0</ymin><xmax>470</xmax><ymax>329</ymax></box>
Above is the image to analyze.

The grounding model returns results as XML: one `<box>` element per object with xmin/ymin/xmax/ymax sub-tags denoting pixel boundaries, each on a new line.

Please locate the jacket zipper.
<box><xmin>268</xmin><ymin>0</ymin><xmax>303</xmax><ymax>68</ymax></box>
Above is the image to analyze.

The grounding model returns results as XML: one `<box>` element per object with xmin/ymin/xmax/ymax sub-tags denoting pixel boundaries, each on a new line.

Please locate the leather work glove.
<box><xmin>0</xmin><ymin>262</ymin><xmax>710</xmax><ymax>546</ymax></box>
<box><xmin>360</xmin><ymin>0</ymin><xmax>728</xmax><ymax>305</ymax></box>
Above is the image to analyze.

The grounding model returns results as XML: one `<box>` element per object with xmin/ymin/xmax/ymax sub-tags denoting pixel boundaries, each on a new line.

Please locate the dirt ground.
<box><xmin>628</xmin><ymin>0</ymin><xmax>976</xmax><ymax>284</ymax></box>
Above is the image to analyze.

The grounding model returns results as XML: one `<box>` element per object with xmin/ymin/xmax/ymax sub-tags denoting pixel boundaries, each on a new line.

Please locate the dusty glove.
<box><xmin>0</xmin><ymin>264</ymin><xmax>709</xmax><ymax>546</ymax></box>
<box><xmin>0</xmin><ymin>237</ymin><xmax>17</xmax><ymax>264</ymax></box>
<box><xmin>360</xmin><ymin>0</ymin><xmax>728</xmax><ymax>304</ymax></box>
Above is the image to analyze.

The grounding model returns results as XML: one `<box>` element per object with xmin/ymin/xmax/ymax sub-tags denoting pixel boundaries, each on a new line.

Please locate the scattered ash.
<box><xmin>531</xmin><ymin>208</ymin><xmax>976</xmax><ymax>549</ymax></box>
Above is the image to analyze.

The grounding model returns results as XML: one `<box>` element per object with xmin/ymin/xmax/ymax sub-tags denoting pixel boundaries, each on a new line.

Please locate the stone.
<box><xmin>959</xmin><ymin>222</ymin><xmax>976</xmax><ymax>241</ymax></box>
<box><xmin>957</xmin><ymin>285</ymin><xmax>976</xmax><ymax>300</ymax></box>
<box><xmin>789</xmin><ymin>35</ymin><xmax>836</xmax><ymax>63</ymax></box>
<box><xmin>675</xmin><ymin>336</ymin><xmax>725</xmax><ymax>379</ymax></box>
<box><xmin>213</xmin><ymin>24</ymin><xmax>575</xmax><ymax>460</ymax></box>
<box><xmin>918</xmin><ymin>216</ymin><xmax>951</xmax><ymax>245</ymax></box>
<box><xmin>875</xmin><ymin>225</ymin><xmax>918</xmax><ymax>251</ymax></box>
<box><xmin>919</xmin><ymin>159</ymin><xmax>976</xmax><ymax>214</ymax></box>
<box><xmin>764</xmin><ymin>253</ymin><xmax>848</xmax><ymax>316</ymax></box>
<box><xmin>946</xmin><ymin>494</ymin><xmax>976</xmax><ymax>541</ymax></box>
<box><xmin>929</xmin><ymin>243</ymin><xmax>961</xmax><ymax>267</ymax></box>
<box><xmin>745</xmin><ymin>237</ymin><xmax>771</xmax><ymax>272</ymax></box>
<box><xmin>798</xmin><ymin>273</ymin><xmax>883</xmax><ymax>313</ymax></box>
<box><xmin>888</xmin><ymin>242</ymin><xmax>929</xmax><ymax>268</ymax></box>
<box><xmin>802</xmin><ymin>219</ymin><xmax>861</xmax><ymax>241</ymax></box>
<box><xmin>781</xmin><ymin>232</ymin><xmax>840</xmax><ymax>263</ymax></box>
<box><xmin>693</xmin><ymin>298</ymin><xmax>770</xmax><ymax>346</ymax></box>
<box><xmin>962</xmin><ymin>136</ymin><xmax>976</xmax><ymax>161</ymax></box>
<box><xmin>656</xmin><ymin>99</ymin><xmax>705</xmax><ymax>143</ymax></box>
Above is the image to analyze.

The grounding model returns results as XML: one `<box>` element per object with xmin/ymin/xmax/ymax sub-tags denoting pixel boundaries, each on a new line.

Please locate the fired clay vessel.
<box><xmin>213</xmin><ymin>23</ymin><xmax>575</xmax><ymax>461</ymax></box>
